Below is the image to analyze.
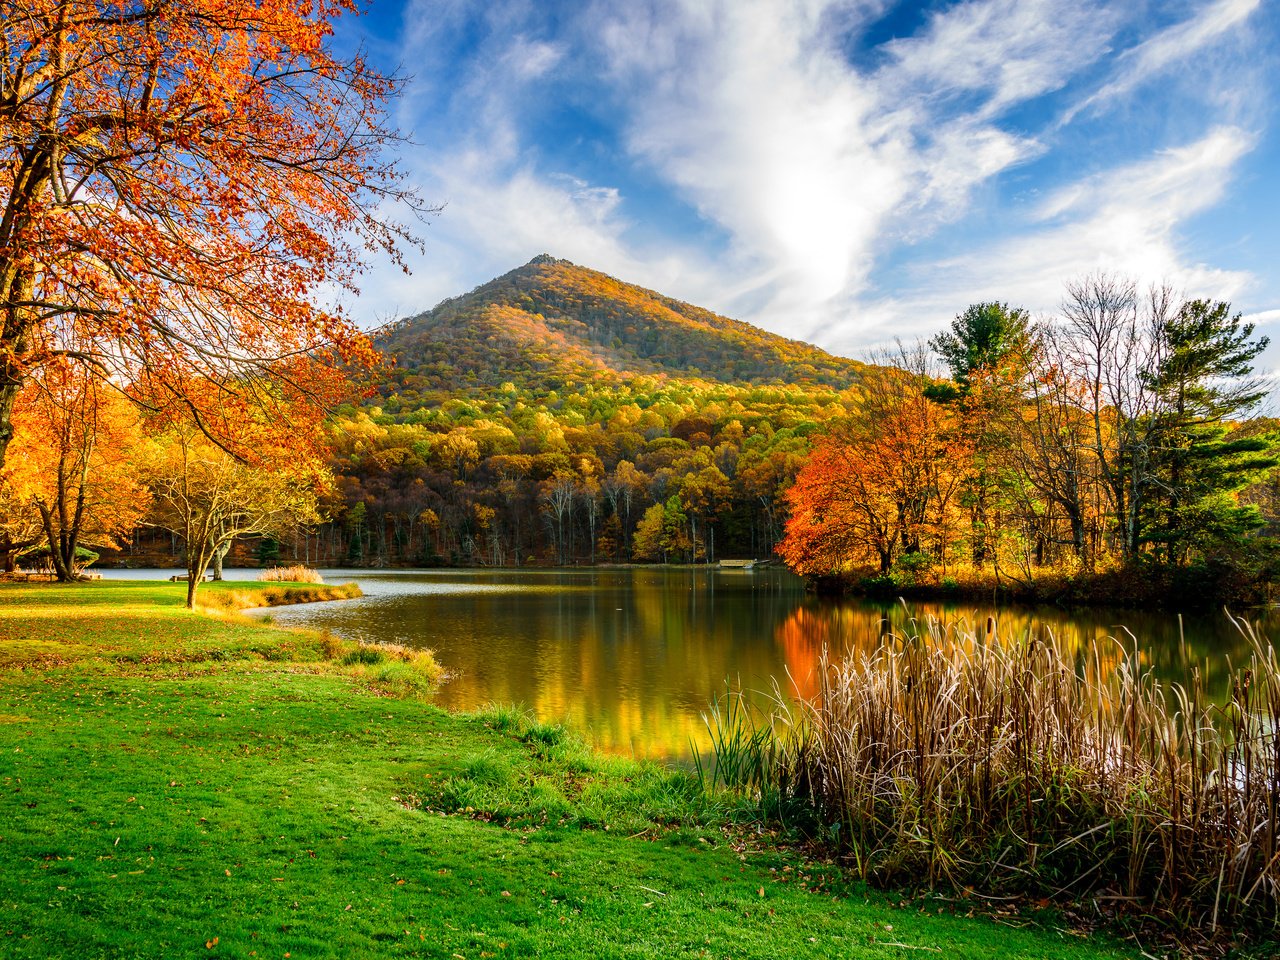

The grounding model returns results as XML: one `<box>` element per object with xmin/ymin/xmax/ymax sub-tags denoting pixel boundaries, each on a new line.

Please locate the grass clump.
<box><xmin>434</xmin><ymin>706</ymin><xmax>700</xmax><ymax>835</ymax></box>
<box><xmin>702</xmin><ymin>615</ymin><xmax>1280</xmax><ymax>944</ymax></box>
<box><xmin>258</xmin><ymin>564</ymin><xmax>325</xmax><ymax>584</ymax></box>
<box><xmin>473</xmin><ymin>701</ymin><xmax>528</xmax><ymax>734</ymax></box>
<box><xmin>333</xmin><ymin>640</ymin><xmax>444</xmax><ymax>697</ymax></box>
<box><xmin>522</xmin><ymin>719</ymin><xmax>567</xmax><ymax>748</ymax></box>
<box><xmin>341</xmin><ymin>644</ymin><xmax>386</xmax><ymax>666</ymax></box>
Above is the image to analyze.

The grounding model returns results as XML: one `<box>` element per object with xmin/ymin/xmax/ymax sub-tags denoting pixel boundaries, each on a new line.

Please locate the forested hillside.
<box><xmin>374</xmin><ymin>255</ymin><xmax>866</xmax><ymax>401</ymax></box>
<box><xmin>256</xmin><ymin>257</ymin><xmax>865</xmax><ymax>567</ymax></box>
<box><xmin>118</xmin><ymin>258</ymin><xmax>864</xmax><ymax>568</ymax></box>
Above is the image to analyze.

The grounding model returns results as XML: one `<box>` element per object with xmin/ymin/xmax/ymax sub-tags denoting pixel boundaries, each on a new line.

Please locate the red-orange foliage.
<box><xmin>778</xmin><ymin>366</ymin><xmax>971</xmax><ymax>575</ymax></box>
<box><xmin>0</xmin><ymin>0</ymin><xmax>421</xmax><ymax>466</ymax></box>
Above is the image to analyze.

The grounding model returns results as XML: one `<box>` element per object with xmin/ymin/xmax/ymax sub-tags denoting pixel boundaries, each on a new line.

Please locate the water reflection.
<box><xmin>184</xmin><ymin>567</ymin><xmax>1276</xmax><ymax>760</ymax></box>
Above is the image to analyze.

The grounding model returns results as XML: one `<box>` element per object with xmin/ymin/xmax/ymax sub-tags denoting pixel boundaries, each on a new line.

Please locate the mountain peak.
<box><xmin>376</xmin><ymin>259</ymin><xmax>864</xmax><ymax>395</ymax></box>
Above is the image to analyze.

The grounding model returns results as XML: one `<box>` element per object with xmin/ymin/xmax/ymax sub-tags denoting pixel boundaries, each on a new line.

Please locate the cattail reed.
<box><xmin>702</xmin><ymin>614</ymin><xmax>1280</xmax><ymax>933</ymax></box>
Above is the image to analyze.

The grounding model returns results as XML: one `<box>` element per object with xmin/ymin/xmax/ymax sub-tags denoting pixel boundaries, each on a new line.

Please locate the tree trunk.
<box><xmin>0</xmin><ymin>279</ymin><xmax>34</xmax><ymax>472</ymax></box>
<box><xmin>186</xmin><ymin>540</ymin><xmax>216</xmax><ymax>608</ymax></box>
<box><xmin>970</xmin><ymin>495</ymin><xmax>987</xmax><ymax>567</ymax></box>
<box><xmin>36</xmin><ymin>504</ymin><xmax>73</xmax><ymax>582</ymax></box>
<box><xmin>211</xmin><ymin>540</ymin><xmax>230</xmax><ymax>580</ymax></box>
<box><xmin>0</xmin><ymin>376</ymin><xmax>19</xmax><ymax>472</ymax></box>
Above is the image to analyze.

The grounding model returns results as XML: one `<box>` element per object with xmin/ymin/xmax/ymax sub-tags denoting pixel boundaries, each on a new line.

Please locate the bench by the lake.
<box><xmin>718</xmin><ymin>559</ymin><xmax>756</xmax><ymax>569</ymax></box>
<box><xmin>169</xmin><ymin>574</ymin><xmax>213</xmax><ymax>582</ymax></box>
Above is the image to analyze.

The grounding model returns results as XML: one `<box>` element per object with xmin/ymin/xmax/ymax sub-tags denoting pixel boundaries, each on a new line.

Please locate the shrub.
<box><xmin>338</xmin><ymin>641</ymin><xmax>444</xmax><ymax>697</ymax></box>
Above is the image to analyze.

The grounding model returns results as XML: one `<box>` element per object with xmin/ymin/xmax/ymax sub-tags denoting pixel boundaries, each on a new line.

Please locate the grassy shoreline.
<box><xmin>0</xmin><ymin>580</ymin><xmax>1138</xmax><ymax>958</ymax></box>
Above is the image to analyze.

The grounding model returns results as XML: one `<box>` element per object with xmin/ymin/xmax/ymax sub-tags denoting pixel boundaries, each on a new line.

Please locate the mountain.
<box><xmin>375</xmin><ymin>255</ymin><xmax>865</xmax><ymax>396</ymax></box>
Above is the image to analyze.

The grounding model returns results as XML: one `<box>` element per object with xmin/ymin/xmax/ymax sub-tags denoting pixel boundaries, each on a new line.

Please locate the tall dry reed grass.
<box><xmin>702</xmin><ymin>614</ymin><xmax>1280</xmax><ymax>934</ymax></box>
<box><xmin>259</xmin><ymin>565</ymin><xmax>324</xmax><ymax>584</ymax></box>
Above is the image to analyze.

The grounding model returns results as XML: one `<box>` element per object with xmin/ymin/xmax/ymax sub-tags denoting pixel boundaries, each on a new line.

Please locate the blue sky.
<box><xmin>336</xmin><ymin>0</ymin><xmax>1280</xmax><ymax>366</ymax></box>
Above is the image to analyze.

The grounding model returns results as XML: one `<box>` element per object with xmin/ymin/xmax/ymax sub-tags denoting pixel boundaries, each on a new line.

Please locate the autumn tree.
<box><xmin>5</xmin><ymin>363</ymin><xmax>150</xmax><ymax>580</ymax></box>
<box><xmin>679</xmin><ymin>462</ymin><xmax>731</xmax><ymax>562</ymax></box>
<box><xmin>602</xmin><ymin>460</ymin><xmax>646</xmax><ymax>559</ymax></box>
<box><xmin>0</xmin><ymin>475</ymin><xmax>41</xmax><ymax>572</ymax></box>
<box><xmin>143</xmin><ymin>379</ymin><xmax>331</xmax><ymax>606</ymax></box>
<box><xmin>0</xmin><ymin>0</ymin><xmax>422</xmax><ymax>468</ymax></box>
<box><xmin>1057</xmin><ymin>275</ymin><xmax>1172</xmax><ymax>557</ymax></box>
<box><xmin>1013</xmin><ymin>326</ymin><xmax>1103</xmax><ymax>562</ymax></box>
<box><xmin>632</xmin><ymin>497</ymin><xmax>691</xmax><ymax>563</ymax></box>
<box><xmin>929</xmin><ymin>302</ymin><xmax>1031</xmax><ymax>566</ymax></box>
<box><xmin>540</xmin><ymin>472</ymin><xmax>576</xmax><ymax>564</ymax></box>
<box><xmin>779</xmin><ymin>355</ymin><xmax>970</xmax><ymax>574</ymax></box>
<box><xmin>148</xmin><ymin>427</ymin><xmax>328</xmax><ymax>607</ymax></box>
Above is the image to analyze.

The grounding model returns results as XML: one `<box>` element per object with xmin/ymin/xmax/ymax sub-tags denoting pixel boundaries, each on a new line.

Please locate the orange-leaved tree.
<box><xmin>0</xmin><ymin>476</ymin><xmax>42</xmax><ymax>572</ymax></box>
<box><xmin>4</xmin><ymin>362</ymin><xmax>152</xmax><ymax>579</ymax></box>
<box><xmin>0</xmin><ymin>0</ymin><xmax>424</xmax><ymax>467</ymax></box>
<box><xmin>778</xmin><ymin>359</ymin><xmax>971</xmax><ymax>576</ymax></box>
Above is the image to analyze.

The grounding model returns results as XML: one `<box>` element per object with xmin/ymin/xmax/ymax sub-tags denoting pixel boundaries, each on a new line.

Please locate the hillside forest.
<box><xmin>3</xmin><ymin>258</ymin><xmax>1278</xmax><ymax>605</ymax></box>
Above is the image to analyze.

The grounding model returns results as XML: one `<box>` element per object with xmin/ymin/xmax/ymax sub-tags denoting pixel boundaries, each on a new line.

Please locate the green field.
<box><xmin>0</xmin><ymin>581</ymin><xmax>1134</xmax><ymax>959</ymax></box>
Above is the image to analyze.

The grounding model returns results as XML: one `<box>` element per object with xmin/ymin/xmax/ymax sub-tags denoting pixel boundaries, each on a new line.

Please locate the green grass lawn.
<box><xmin>0</xmin><ymin>580</ymin><xmax>1137</xmax><ymax>959</ymax></box>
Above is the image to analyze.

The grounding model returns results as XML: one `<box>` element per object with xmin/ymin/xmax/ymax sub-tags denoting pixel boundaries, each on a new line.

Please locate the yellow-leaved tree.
<box><xmin>144</xmin><ymin>381</ymin><xmax>332</xmax><ymax>607</ymax></box>
<box><xmin>4</xmin><ymin>364</ymin><xmax>151</xmax><ymax>580</ymax></box>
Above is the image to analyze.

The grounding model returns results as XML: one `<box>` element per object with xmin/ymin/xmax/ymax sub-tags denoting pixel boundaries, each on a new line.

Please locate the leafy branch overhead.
<box><xmin>0</xmin><ymin>0</ymin><xmax>427</xmax><ymax>466</ymax></box>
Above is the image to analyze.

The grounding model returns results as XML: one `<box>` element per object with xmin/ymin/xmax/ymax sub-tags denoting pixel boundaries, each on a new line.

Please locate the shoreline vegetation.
<box><xmin>702</xmin><ymin>616</ymin><xmax>1280</xmax><ymax>952</ymax></box>
<box><xmin>0</xmin><ymin>579</ymin><xmax>1147</xmax><ymax>959</ymax></box>
<box><xmin>805</xmin><ymin>559</ymin><xmax>1277</xmax><ymax>610</ymax></box>
<box><xmin>196</xmin><ymin>580</ymin><xmax>363</xmax><ymax>615</ymax></box>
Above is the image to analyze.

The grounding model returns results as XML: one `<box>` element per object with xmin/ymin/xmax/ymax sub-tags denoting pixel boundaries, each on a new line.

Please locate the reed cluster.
<box><xmin>703</xmin><ymin>615</ymin><xmax>1280</xmax><ymax>934</ymax></box>
<box><xmin>196</xmin><ymin>581</ymin><xmax>360</xmax><ymax>614</ymax></box>
<box><xmin>258</xmin><ymin>564</ymin><xmax>325</xmax><ymax>583</ymax></box>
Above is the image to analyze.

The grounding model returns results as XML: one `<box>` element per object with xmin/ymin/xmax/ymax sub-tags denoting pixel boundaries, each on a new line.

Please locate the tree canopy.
<box><xmin>0</xmin><ymin>0</ymin><xmax>420</xmax><ymax>466</ymax></box>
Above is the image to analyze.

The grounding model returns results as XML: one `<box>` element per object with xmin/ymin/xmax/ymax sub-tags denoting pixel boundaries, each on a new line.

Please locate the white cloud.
<box><xmin>591</xmin><ymin>0</ymin><xmax>1092</xmax><ymax>332</ymax></box>
<box><xmin>879</xmin><ymin>0</ymin><xmax>1117</xmax><ymax>117</ymax></box>
<box><xmin>503</xmin><ymin>37</ymin><xmax>564</xmax><ymax>79</ymax></box>
<box><xmin>837</xmin><ymin>127</ymin><xmax>1257</xmax><ymax>351</ymax></box>
<box><xmin>1061</xmin><ymin>0</ymin><xmax>1261</xmax><ymax>124</ymax></box>
<box><xmin>1245</xmin><ymin>309</ymin><xmax>1280</xmax><ymax>327</ymax></box>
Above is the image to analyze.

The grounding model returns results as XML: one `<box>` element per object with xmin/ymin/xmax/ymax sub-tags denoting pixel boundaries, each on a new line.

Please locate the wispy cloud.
<box><xmin>590</xmin><ymin>0</ymin><xmax>1103</xmax><ymax>329</ymax></box>
<box><xmin>842</xmin><ymin>127</ymin><xmax>1257</xmax><ymax>349</ymax></box>
<box><xmin>878</xmin><ymin>0</ymin><xmax>1117</xmax><ymax>118</ymax></box>
<box><xmin>1061</xmin><ymin>0</ymin><xmax>1261</xmax><ymax>124</ymax></box>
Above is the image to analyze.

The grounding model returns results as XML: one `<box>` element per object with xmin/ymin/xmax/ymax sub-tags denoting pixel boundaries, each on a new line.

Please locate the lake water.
<box><xmin>103</xmin><ymin>566</ymin><xmax>1280</xmax><ymax>761</ymax></box>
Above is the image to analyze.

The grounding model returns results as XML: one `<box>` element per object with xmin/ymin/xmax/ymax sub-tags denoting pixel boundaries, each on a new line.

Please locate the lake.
<box><xmin>102</xmin><ymin>566</ymin><xmax>1279</xmax><ymax>761</ymax></box>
